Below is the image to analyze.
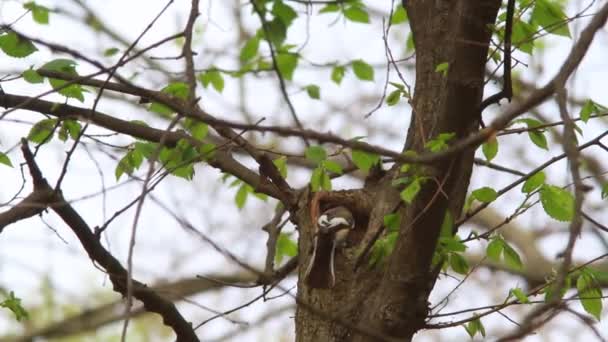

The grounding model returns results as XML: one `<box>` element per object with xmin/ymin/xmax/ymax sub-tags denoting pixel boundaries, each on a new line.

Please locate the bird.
<box><xmin>304</xmin><ymin>206</ymin><xmax>355</xmax><ymax>289</ymax></box>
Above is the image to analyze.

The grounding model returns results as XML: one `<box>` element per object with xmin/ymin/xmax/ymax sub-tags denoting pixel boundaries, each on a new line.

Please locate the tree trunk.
<box><xmin>296</xmin><ymin>1</ymin><xmax>501</xmax><ymax>341</ymax></box>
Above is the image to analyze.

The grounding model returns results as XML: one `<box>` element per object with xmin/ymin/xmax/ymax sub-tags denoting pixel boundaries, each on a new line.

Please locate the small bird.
<box><xmin>304</xmin><ymin>206</ymin><xmax>355</xmax><ymax>289</ymax></box>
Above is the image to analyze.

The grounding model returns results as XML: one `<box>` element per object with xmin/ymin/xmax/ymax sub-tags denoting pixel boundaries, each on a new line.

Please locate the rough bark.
<box><xmin>296</xmin><ymin>1</ymin><xmax>501</xmax><ymax>341</ymax></box>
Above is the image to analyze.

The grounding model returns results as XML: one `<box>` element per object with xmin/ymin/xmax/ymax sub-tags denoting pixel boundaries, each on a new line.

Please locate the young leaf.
<box><xmin>0</xmin><ymin>32</ymin><xmax>38</xmax><ymax>58</ymax></box>
<box><xmin>486</xmin><ymin>238</ymin><xmax>503</xmax><ymax>263</ymax></box>
<box><xmin>528</xmin><ymin>130</ymin><xmax>548</xmax><ymax>150</ymax></box>
<box><xmin>351</xmin><ymin>150</ymin><xmax>379</xmax><ymax>172</ymax></box>
<box><xmin>401</xmin><ymin>178</ymin><xmax>421</xmax><ymax>204</ymax></box>
<box><xmin>576</xmin><ymin>269</ymin><xmax>603</xmax><ymax>320</ymax></box>
<box><xmin>425</xmin><ymin>132</ymin><xmax>455</xmax><ymax>152</ymax></box>
<box><xmin>482</xmin><ymin>136</ymin><xmax>498</xmax><ymax>162</ymax></box>
<box><xmin>198</xmin><ymin>70</ymin><xmax>225</xmax><ymax>93</ymax></box>
<box><xmin>322</xmin><ymin>160</ymin><xmax>343</xmax><ymax>174</ymax></box>
<box><xmin>275</xmin><ymin>233</ymin><xmax>298</xmax><ymax>263</ymax></box>
<box><xmin>522</xmin><ymin>171</ymin><xmax>546</xmax><ymax>193</ymax></box>
<box><xmin>305</xmin><ymin>84</ymin><xmax>320</xmax><ymax>99</ymax></box>
<box><xmin>539</xmin><ymin>184</ymin><xmax>574</xmax><ymax>222</ymax></box>
<box><xmin>449</xmin><ymin>253</ymin><xmax>469</xmax><ymax>275</ymax></box>
<box><xmin>390</xmin><ymin>5</ymin><xmax>408</xmax><ymax>25</ymax></box>
<box><xmin>273</xmin><ymin>157</ymin><xmax>288</xmax><ymax>178</ymax></box>
<box><xmin>305</xmin><ymin>145</ymin><xmax>327</xmax><ymax>164</ymax></box>
<box><xmin>383</xmin><ymin>213</ymin><xmax>400</xmax><ymax>232</ymax></box>
<box><xmin>311</xmin><ymin>167</ymin><xmax>323</xmax><ymax>192</ymax></box>
<box><xmin>276</xmin><ymin>52</ymin><xmax>298</xmax><ymax>80</ymax></box>
<box><xmin>502</xmin><ymin>242</ymin><xmax>523</xmax><ymax>270</ymax></box>
<box><xmin>41</xmin><ymin>59</ymin><xmax>86</xmax><ymax>101</ymax></box>
<box><xmin>343</xmin><ymin>6</ymin><xmax>370</xmax><ymax>23</ymax></box>
<box><xmin>104</xmin><ymin>47</ymin><xmax>119</xmax><ymax>56</ymax></box>
<box><xmin>240</xmin><ymin>35</ymin><xmax>260</xmax><ymax>62</ymax></box>
<box><xmin>22</xmin><ymin>69</ymin><xmax>43</xmax><ymax>83</ymax></box>
<box><xmin>386</xmin><ymin>90</ymin><xmax>401</xmax><ymax>106</ymax></box>
<box><xmin>266</xmin><ymin>18</ymin><xmax>287</xmax><ymax>46</ymax></box>
<box><xmin>0</xmin><ymin>152</ymin><xmax>13</xmax><ymax>167</ymax></box>
<box><xmin>352</xmin><ymin>59</ymin><xmax>374</xmax><ymax>81</ymax></box>
<box><xmin>579</xmin><ymin>99</ymin><xmax>597</xmax><ymax>123</ymax></box>
<box><xmin>28</xmin><ymin>118</ymin><xmax>57</xmax><ymax>143</ymax></box>
<box><xmin>435</xmin><ymin>62</ymin><xmax>449</xmax><ymax>76</ymax></box>
<box><xmin>272</xmin><ymin>1</ymin><xmax>298</xmax><ymax>27</ymax></box>
<box><xmin>510</xmin><ymin>287</ymin><xmax>530</xmax><ymax>303</ymax></box>
<box><xmin>532</xmin><ymin>0</ymin><xmax>571</xmax><ymax>37</ymax></box>
<box><xmin>235</xmin><ymin>184</ymin><xmax>249</xmax><ymax>209</ymax></box>
<box><xmin>0</xmin><ymin>292</ymin><xmax>29</xmax><ymax>321</ymax></box>
<box><xmin>471</xmin><ymin>187</ymin><xmax>498</xmax><ymax>203</ymax></box>
<box><xmin>331</xmin><ymin>65</ymin><xmax>345</xmax><ymax>84</ymax></box>
<box><xmin>321</xmin><ymin>170</ymin><xmax>332</xmax><ymax>190</ymax></box>
<box><xmin>24</xmin><ymin>2</ymin><xmax>50</xmax><ymax>24</ymax></box>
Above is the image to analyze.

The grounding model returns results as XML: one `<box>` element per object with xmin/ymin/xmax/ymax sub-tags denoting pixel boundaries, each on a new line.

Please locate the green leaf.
<box><xmin>240</xmin><ymin>35</ymin><xmax>260</xmax><ymax>62</ymax></box>
<box><xmin>161</xmin><ymin>82</ymin><xmax>189</xmax><ymax>99</ymax></box>
<box><xmin>331</xmin><ymin>65</ymin><xmax>345</xmax><ymax>84</ymax></box>
<box><xmin>528</xmin><ymin>130</ymin><xmax>548</xmax><ymax>150</ymax></box>
<box><xmin>305</xmin><ymin>145</ymin><xmax>327</xmax><ymax>164</ymax></box>
<box><xmin>0</xmin><ymin>31</ymin><xmax>38</xmax><ymax>58</ymax></box>
<box><xmin>22</xmin><ymin>68</ymin><xmax>43</xmax><ymax>83</ymax></box>
<box><xmin>386</xmin><ymin>90</ymin><xmax>401</xmax><ymax>106</ymax></box>
<box><xmin>311</xmin><ymin>167</ymin><xmax>323</xmax><ymax>192</ymax></box>
<box><xmin>104</xmin><ymin>47</ymin><xmax>119</xmax><ymax>56</ymax></box>
<box><xmin>539</xmin><ymin>184</ymin><xmax>574</xmax><ymax>222</ymax></box>
<box><xmin>266</xmin><ymin>18</ymin><xmax>287</xmax><ymax>46</ymax></box>
<box><xmin>400</xmin><ymin>178</ymin><xmax>421</xmax><ymax>204</ymax></box>
<box><xmin>276</xmin><ymin>52</ymin><xmax>298</xmax><ymax>80</ymax></box>
<box><xmin>351</xmin><ymin>150</ymin><xmax>379</xmax><ymax>172</ymax></box>
<box><xmin>58</xmin><ymin>120</ymin><xmax>82</xmax><ymax>141</ymax></box>
<box><xmin>503</xmin><ymin>242</ymin><xmax>523</xmax><ymax>270</ymax></box>
<box><xmin>322</xmin><ymin>160</ymin><xmax>343</xmax><ymax>174</ymax></box>
<box><xmin>449</xmin><ymin>253</ymin><xmax>469</xmax><ymax>275</ymax></box>
<box><xmin>390</xmin><ymin>4</ymin><xmax>408</xmax><ymax>24</ymax></box>
<box><xmin>482</xmin><ymin>136</ymin><xmax>498</xmax><ymax>162</ymax></box>
<box><xmin>189</xmin><ymin>121</ymin><xmax>208</xmax><ymax>141</ymax></box>
<box><xmin>512</xmin><ymin>19</ymin><xmax>536</xmax><ymax>54</ymax></box>
<box><xmin>41</xmin><ymin>59</ymin><xmax>85</xmax><ymax>101</ymax></box>
<box><xmin>425</xmin><ymin>132</ymin><xmax>455</xmax><ymax>152</ymax></box>
<box><xmin>471</xmin><ymin>187</ymin><xmax>498</xmax><ymax>203</ymax></box>
<box><xmin>305</xmin><ymin>84</ymin><xmax>320</xmax><ymax>99</ymax></box>
<box><xmin>383</xmin><ymin>213</ymin><xmax>400</xmax><ymax>232</ymax></box>
<box><xmin>235</xmin><ymin>184</ymin><xmax>249</xmax><ymax>209</ymax></box>
<box><xmin>511</xmin><ymin>287</ymin><xmax>530</xmax><ymax>303</ymax></box>
<box><xmin>0</xmin><ymin>152</ymin><xmax>13</xmax><ymax>167</ymax></box>
<box><xmin>602</xmin><ymin>182</ymin><xmax>608</xmax><ymax>200</ymax></box>
<box><xmin>319</xmin><ymin>4</ymin><xmax>340</xmax><ymax>14</ymax></box>
<box><xmin>24</xmin><ymin>2</ymin><xmax>49</xmax><ymax>24</ymax></box>
<box><xmin>275</xmin><ymin>233</ymin><xmax>298</xmax><ymax>263</ymax></box>
<box><xmin>439</xmin><ymin>211</ymin><xmax>454</xmax><ymax>238</ymax></box>
<box><xmin>28</xmin><ymin>118</ymin><xmax>57</xmax><ymax>143</ymax></box>
<box><xmin>464</xmin><ymin>316</ymin><xmax>485</xmax><ymax>338</ymax></box>
<box><xmin>486</xmin><ymin>238</ymin><xmax>503</xmax><ymax>263</ymax></box>
<box><xmin>435</xmin><ymin>62</ymin><xmax>449</xmax><ymax>76</ymax></box>
<box><xmin>522</xmin><ymin>171</ymin><xmax>546</xmax><ymax>193</ymax></box>
<box><xmin>273</xmin><ymin>157</ymin><xmax>288</xmax><ymax>178</ymax></box>
<box><xmin>580</xmin><ymin>100</ymin><xmax>596</xmax><ymax>123</ymax></box>
<box><xmin>441</xmin><ymin>236</ymin><xmax>467</xmax><ymax>253</ymax></box>
<box><xmin>198</xmin><ymin>70</ymin><xmax>225</xmax><ymax>93</ymax></box>
<box><xmin>532</xmin><ymin>0</ymin><xmax>571</xmax><ymax>37</ymax></box>
<box><xmin>1</xmin><ymin>292</ymin><xmax>29</xmax><ymax>321</ymax></box>
<box><xmin>272</xmin><ymin>1</ymin><xmax>298</xmax><ymax>27</ymax></box>
<box><xmin>321</xmin><ymin>170</ymin><xmax>332</xmax><ymax>190</ymax></box>
<box><xmin>343</xmin><ymin>5</ymin><xmax>370</xmax><ymax>23</ymax></box>
<box><xmin>352</xmin><ymin>59</ymin><xmax>374</xmax><ymax>81</ymax></box>
<box><xmin>577</xmin><ymin>269</ymin><xmax>603</xmax><ymax>320</ymax></box>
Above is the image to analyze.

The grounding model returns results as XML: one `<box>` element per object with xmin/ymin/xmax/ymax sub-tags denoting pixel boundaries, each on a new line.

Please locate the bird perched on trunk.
<box><xmin>304</xmin><ymin>206</ymin><xmax>355</xmax><ymax>288</ymax></box>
